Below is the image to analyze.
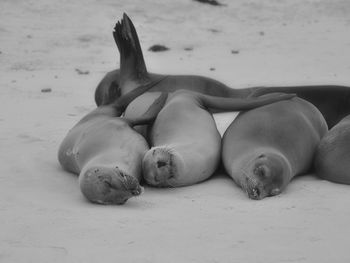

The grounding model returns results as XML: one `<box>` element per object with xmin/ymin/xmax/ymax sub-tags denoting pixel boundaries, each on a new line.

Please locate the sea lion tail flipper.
<box><xmin>248</xmin><ymin>87</ymin><xmax>270</xmax><ymax>98</ymax></box>
<box><xmin>248</xmin><ymin>87</ymin><xmax>299</xmax><ymax>98</ymax></box>
<box><xmin>199</xmin><ymin>92</ymin><xmax>296</xmax><ymax>112</ymax></box>
<box><xmin>114</xmin><ymin>13</ymin><xmax>148</xmax><ymax>81</ymax></box>
<box><xmin>124</xmin><ymin>92</ymin><xmax>169</xmax><ymax>127</ymax></box>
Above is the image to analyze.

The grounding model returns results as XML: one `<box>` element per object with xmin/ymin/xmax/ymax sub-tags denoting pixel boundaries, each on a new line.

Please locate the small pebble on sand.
<box><xmin>41</xmin><ymin>88</ymin><xmax>52</xmax><ymax>93</ymax></box>
<box><xmin>148</xmin><ymin>45</ymin><xmax>170</xmax><ymax>52</ymax></box>
<box><xmin>75</xmin><ymin>68</ymin><xmax>90</xmax><ymax>75</ymax></box>
<box><xmin>193</xmin><ymin>0</ymin><xmax>224</xmax><ymax>6</ymax></box>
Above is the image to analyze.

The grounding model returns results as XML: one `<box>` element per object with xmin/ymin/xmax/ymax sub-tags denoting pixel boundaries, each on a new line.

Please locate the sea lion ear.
<box><xmin>270</xmin><ymin>188</ymin><xmax>281</xmax><ymax>196</ymax></box>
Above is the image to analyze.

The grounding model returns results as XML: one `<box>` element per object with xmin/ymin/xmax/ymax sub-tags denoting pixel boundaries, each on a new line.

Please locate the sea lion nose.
<box><xmin>157</xmin><ymin>160</ymin><xmax>167</xmax><ymax>168</ymax></box>
<box><xmin>131</xmin><ymin>185</ymin><xmax>143</xmax><ymax>196</ymax></box>
<box><xmin>250</xmin><ymin>187</ymin><xmax>260</xmax><ymax>200</ymax></box>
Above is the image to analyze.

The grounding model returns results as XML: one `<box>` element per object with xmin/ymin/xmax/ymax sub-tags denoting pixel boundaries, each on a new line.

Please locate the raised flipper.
<box><xmin>114</xmin><ymin>13</ymin><xmax>148</xmax><ymax>84</ymax></box>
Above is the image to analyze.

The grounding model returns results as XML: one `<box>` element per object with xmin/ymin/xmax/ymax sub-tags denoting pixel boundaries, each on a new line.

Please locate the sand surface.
<box><xmin>1</xmin><ymin>0</ymin><xmax>350</xmax><ymax>262</ymax></box>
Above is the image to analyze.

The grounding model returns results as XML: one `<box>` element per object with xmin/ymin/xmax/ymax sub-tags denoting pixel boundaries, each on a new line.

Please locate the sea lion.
<box><xmin>142</xmin><ymin>91</ymin><xmax>295</xmax><ymax>187</ymax></box>
<box><xmin>222</xmin><ymin>96</ymin><xmax>328</xmax><ymax>200</ymax></box>
<box><xmin>96</xmin><ymin>13</ymin><xmax>350</xmax><ymax>129</ymax></box>
<box><xmin>58</xmin><ymin>79</ymin><xmax>167</xmax><ymax>205</ymax></box>
<box><xmin>314</xmin><ymin>115</ymin><xmax>350</xmax><ymax>184</ymax></box>
<box><xmin>95</xmin><ymin>13</ymin><xmax>251</xmax><ymax>109</ymax></box>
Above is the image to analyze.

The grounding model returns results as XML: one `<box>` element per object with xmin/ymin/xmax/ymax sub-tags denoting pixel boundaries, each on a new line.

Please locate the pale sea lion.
<box><xmin>142</xmin><ymin>91</ymin><xmax>295</xmax><ymax>187</ymax></box>
<box><xmin>96</xmin><ymin>13</ymin><xmax>350</xmax><ymax>129</ymax></box>
<box><xmin>314</xmin><ymin>115</ymin><xmax>350</xmax><ymax>184</ymax></box>
<box><xmin>222</xmin><ymin>96</ymin><xmax>328</xmax><ymax>200</ymax></box>
<box><xmin>58</xmin><ymin>79</ymin><xmax>167</xmax><ymax>205</ymax></box>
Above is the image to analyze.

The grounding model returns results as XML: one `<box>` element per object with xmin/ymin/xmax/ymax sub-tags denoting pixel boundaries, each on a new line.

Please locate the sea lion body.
<box><xmin>222</xmin><ymin>97</ymin><xmax>328</xmax><ymax>199</ymax></box>
<box><xmin>314</xmin><ymin>115</ymin><xmax>350</xmax><ymax>184</ymax></box>
<box><xmin>58</xmin><ymin>79</ymin><xmax>167</xmax><ymax>204</ymax></box>
<box><xmin>58</xmin><ymin>116</ymin><xmax>147</xmax><ymax>204</ymax></box>
<box><xmin>142</xmin><ymin>92</ymin><xmax>221</xmax><ymax>187</ymax></box>
<box><xmin>142</xmin><ymin>91</ymin><xmax>295</xmax><ymax>187</ymax></box>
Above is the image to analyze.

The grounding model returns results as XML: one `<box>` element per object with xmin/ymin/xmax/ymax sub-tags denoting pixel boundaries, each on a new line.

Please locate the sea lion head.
<box><xmin>79</xmin><ymin>166</ymin><xmax>143</xmax><ymax>205</ymax></box>
<box><xmin>142</xmin><ymin>146</ymin><xmax>185</xmax><ymax>187</ymax></box>
<box><xmin>238</xmin><ymin>152</ymin><xmax>292</xmax><ymax>200</ymax></box>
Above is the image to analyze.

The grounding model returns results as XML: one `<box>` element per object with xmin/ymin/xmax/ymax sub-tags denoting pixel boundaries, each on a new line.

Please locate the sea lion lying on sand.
<box><xmin>222</xmin><ymin>96</ymin><xmax>328</xmax><ymax>200</ymax></box>
<box><xmin>58</xmin><ymin>78</ymin><xmax>167</xmax><ymax>204</ymax></box>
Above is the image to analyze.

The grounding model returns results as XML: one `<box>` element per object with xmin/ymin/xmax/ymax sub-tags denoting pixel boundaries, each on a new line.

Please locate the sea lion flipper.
<box><xmin>114</xmin><ymin>13</ymin><xmax>148</xmax><ymax>82</ymax></box>
<box><xmin>76</xmin><ymin>77</ymin><xmax>167</xmax><ymax>125</ymax></box>
<box><xmin>124</xmin><ymin>92</ymin><xmax>168</xmax><ymax>127</ymax></box>
<box><xmin>247</xmin><ymin>87</ymin><xmax>269</xmax><ymax>98</ymax></box>
<box><xmin>198</xmin><ymin>92</ymin><xmax>296</xmax><ymax>112</ymax></box>
<box><xmin>113</xmin><ymin>76</ymin><xmax>168</xmax><ymax>114</ymax></box>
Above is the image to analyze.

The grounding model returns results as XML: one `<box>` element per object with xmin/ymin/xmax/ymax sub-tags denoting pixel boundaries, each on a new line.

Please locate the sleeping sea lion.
<box><xmin>222</xmin><ymin>96</ymin><xmax>328</xmax><ymax>200</ymax></box>
<box><xmin>58</xmin><ymin>79</ymin><xmax>167</xmax><ymax>205</ymax></box>
<box><xmin>96</xmin><ymin>13</ymin><xmax>350</xmax><ymax>129</ymax></box>
<box><xmin>142</xmin><ymin>91</ymin><xmax>295</xmax><ymax>187</ymax></box>
<box><xmin>314</xmin><ymin>115</ymin><xmax>350</xmax><ymax>184</ymax></box>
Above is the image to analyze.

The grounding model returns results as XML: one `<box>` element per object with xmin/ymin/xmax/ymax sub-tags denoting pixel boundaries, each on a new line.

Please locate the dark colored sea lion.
<box><xmin>94</xmin><ymin>13</ymin><xmax>251</xmax><ymax>109</ymax></box>
<box><xmin>95</xmin><ymin>13</ymin><xmax>350</xmax><ymax>129</ymax></box>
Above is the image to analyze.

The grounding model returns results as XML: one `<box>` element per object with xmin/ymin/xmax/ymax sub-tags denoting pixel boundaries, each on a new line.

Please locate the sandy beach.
<box><xmin>1</xmin><ymin>0</ymin><xmax>350</xmax><ymax>262</ymax></box>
